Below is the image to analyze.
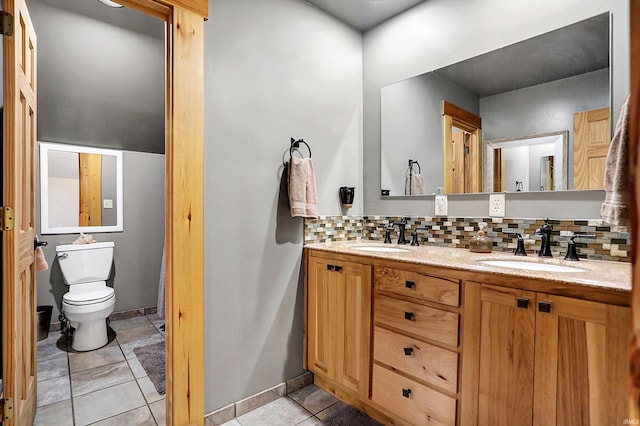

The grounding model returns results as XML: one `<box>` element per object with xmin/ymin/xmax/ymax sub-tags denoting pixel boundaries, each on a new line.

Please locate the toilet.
<box><xmin>56</xmin><ymin>242</ymin><xmax>116</xmax><ymax>351</ymax></box>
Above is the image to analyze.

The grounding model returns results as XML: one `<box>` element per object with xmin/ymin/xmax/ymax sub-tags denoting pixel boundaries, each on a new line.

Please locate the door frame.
<box><xmin>113</xmin><ymin>1</ymin><xmax>207</xmax><ymax>424</ymax></box>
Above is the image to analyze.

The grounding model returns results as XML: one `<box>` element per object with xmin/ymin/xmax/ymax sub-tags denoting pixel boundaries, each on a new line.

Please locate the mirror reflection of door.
<box><xmin>78</xmin><ymin>153</ymin><xmax>102</xmax><ymax>227</ymax></box>
<box><xmin>573</xmin><ymin>107</ymin><xmax>611</xmax><ymax>189</ymax></box>
<box><xmin>540</xmin><ymin>155</ymin><xmax>554</xmax><ymax>191</ymax></box>
<box><xmin>443</xmin><ymin>100</ymin><xmax>482</xmax><ymax>194</ymax></box>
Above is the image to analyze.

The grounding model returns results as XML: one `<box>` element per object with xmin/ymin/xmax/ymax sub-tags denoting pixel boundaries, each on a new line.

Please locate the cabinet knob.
<box><xmin>327</xmin><ymin>264</ymin><xmax>334</xmax><ymax>271</ymax></box>
<box><xmin>517</xmin><ymin>297</ymin><xmax>529</xmax><ymax>309</ymax></box>
<box><xmin>538</xmin><ymin>301</ymin><xmax>551</xmax><ymax>313</ymax></box>
<box><xmin>403</xmin><ymin>347</ymin><xmax>414</xmax><ymax>356</ymax></box>
<box><xmin>404</xmin><ymin>311</ymin><xmax>415</xmax><ymax>321</ymax></box>
<box><xmin>405</xmin><ymin>280</ymin><xmax>415</xmax><ymax>289</ymax></box>
<box><xmin>334</xmin><ymin>265</ymin><xmax>343</xmax><ymax>272</ymax></box>
<box><xmin>402</xmin><ymin>388</ymin><xmax>412</xmax><ymax>398</ymax></box>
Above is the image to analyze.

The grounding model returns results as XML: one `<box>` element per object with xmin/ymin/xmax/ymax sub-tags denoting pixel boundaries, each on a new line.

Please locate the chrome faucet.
<box><xmin>534</xmin><ymin>218</ymin><xmax>553</xmax><ymax>257</ymax></box>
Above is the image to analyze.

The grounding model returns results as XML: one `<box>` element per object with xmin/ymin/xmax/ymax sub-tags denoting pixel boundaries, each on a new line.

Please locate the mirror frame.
<box><xmin>483</xmin><ymin>131</ymin><xmax>569</xmax><ymax>193</ymax></box>
<box><xmin>39</xmin><ymin>142</ymin><xmax>124</xmax><ymax>234</ymax></box>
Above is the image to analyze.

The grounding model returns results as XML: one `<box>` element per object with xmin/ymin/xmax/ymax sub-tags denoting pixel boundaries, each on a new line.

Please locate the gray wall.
<box><xmin>36</xmin><ymin>150</ymin><xmax>165</xmax><ymax>318</ymax></box>
<box><xmin>28</xmin><ymin>0</ymin><xmax>165</xmax><ymax>153</ymax></box>
<box><xmin>363</xmin><ymin>0</ymin><xmax>629</xmax><ymax>218</ymax></box>
<box><xmin>381</xmin><ymin>72</ymin><xmax>478</xmax><ymax>196</ymax></box>
<box><xmin>203</xmin><ymin>0</ymin><xmax>362</xmax><ymax>412</ymax></box>
<box><xmin>481</xmin><ymin>69</ymin><xmax>610</xmax><ymax>189</ymax></box>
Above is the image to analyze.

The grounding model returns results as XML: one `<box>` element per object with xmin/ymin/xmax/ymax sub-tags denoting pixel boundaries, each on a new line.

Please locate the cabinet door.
<box><xmin>335</xmin><ymin>260</ymin><xmax>372</xmax><ymax>396</ymax></box>
<box><xmin>533</xmin><ymin>294</ymin><xmax>629</xmax><ymax>426</ymax></box>
<box><xmin>307</xmin><ymin>256</ymin><xmax>340</xmax><ymax>380</ymax></box>
<box><xmin>461</xmin><ymin>283</ymin><xmax>536</xmax><ymax>426</ymax></box>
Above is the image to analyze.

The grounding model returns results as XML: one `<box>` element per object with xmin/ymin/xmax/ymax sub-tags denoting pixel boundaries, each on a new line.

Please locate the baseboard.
<box><xmin>204</xmin><ymin>371</ymin><xmax>314</xmax><ymax>426</ymax></box>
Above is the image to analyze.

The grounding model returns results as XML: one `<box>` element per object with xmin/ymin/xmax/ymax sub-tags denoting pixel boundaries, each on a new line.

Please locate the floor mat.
<box><xmin>133</xmin><ymin>341</ymin><xmax>165</xmax><ymax>395</ymax></box>
<box><xmin>322</xmin><ymin>404</ymin><xmax>382</xmax><ymax>426</ymax></box>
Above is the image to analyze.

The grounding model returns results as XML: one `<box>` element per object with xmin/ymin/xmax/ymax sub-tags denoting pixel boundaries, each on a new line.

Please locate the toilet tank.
<box><xmin>55</xmin><ymin>242</ymin><xmax>115</xmax><ymax>285</ymax></box>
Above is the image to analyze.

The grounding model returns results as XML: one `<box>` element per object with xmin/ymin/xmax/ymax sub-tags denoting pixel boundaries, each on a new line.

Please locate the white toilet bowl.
<box><xmin>56</xmin><ymin>242</ymin><xmax>116</xmax><ymax>351</ymax></box>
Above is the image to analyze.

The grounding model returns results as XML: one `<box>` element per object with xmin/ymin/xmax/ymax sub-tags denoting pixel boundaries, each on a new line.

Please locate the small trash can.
<box><xmin>37</xmin><ymin>305</ymin><xmax>53</xmax><ymax>342</ymax></box>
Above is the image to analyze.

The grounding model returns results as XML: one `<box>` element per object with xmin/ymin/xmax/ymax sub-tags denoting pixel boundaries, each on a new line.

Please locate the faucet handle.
<box><xmin>569</xmin><ymin>234</ymin><xmax>596</xmax><ymax>241</ymax></box>
<box><xmin>410</xmin><ymin>227</ymin><xmax>430</xmax><ymax>246</ymax></box>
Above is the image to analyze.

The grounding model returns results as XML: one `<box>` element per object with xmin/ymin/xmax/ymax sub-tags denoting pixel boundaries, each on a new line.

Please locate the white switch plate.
<box><xmin>103</xmin><ymin>199</ymin><xmax>113</xmax><ymax>209</ymax></box>
<box><xmin>489</xmin><ymin>193</ymin><xmax>505</xmax><ymax>217</ymax></box>
<box><xmin>435</xmin><ymin>195</ymin><xmax>448</xmax><ymax>216</ymax></box>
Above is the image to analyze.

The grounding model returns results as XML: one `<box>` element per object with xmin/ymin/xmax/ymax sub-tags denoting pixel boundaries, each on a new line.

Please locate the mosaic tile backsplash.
<box><xmin>304</xmin><ymin>216</ymin><xmax>631</xmax><ymax>262</ymax></box>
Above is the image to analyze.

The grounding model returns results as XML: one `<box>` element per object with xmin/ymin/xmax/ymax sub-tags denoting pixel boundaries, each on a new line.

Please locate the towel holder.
<box><xmin>408</xmin><ymin>159</ymin><xmax>421</xmax><ymax>174</ymax></box>
<box><xmin>290</xmin><ymin>138</ymin><xmax>311</xmax><ymax>159</ymax></box>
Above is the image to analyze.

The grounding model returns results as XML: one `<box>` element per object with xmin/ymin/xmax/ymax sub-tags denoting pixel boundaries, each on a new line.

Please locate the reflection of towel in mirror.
<box><xmin>601</xmin><ymin>96</ymin><xmax>629</xmax><ymax>226</ymax></box>
<box><xmin>288</xmin><ymin>157</ymin><xmax>319</xmax><ymax>218</ymax></box>
<box><xmin>405</xmin><ymin>174</ymin><xmax>425</xmax><ymax>195</ymax></box>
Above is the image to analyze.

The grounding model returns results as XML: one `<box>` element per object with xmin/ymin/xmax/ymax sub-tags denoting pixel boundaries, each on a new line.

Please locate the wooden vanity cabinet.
<box><xmin>372</xmin><ymin>266</ymin><xmax>461</xmax><ymax>426</ymax></box>
<box><xmin>461</xmin><ymin>282</ymin><xmax>629</xmax><ymax>426</ymax></box>
<box><xmin>306</xmin><ymin>254</ymin><xmax>372</xmax><ymax>397</ymax></box>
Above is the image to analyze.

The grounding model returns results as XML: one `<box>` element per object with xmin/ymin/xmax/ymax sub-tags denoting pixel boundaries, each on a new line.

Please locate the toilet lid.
<box><xmin>63</xmin><ymin>287</ymin><xmax>115</xmax><ymax>306</ymax></box>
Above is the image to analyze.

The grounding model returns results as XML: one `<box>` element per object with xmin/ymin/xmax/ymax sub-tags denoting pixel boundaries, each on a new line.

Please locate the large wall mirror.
<box><xmin>40</xmin><ymin>142</ymin><xmax>124</xmax><ymax>234</ymax></box>
<box><xmin>380</xmin><ymin>12</ymin><xmax>611</xmax><ymax>197</ymax></box>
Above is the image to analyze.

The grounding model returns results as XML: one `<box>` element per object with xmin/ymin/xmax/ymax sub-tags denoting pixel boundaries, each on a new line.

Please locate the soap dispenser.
<box><xmin>470</xmin><ymin>226</ymin><xmax>493</xmax><ymax>253</ymax></box>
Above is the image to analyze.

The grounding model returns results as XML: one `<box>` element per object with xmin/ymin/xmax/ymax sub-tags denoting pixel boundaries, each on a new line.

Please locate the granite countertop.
<box><xmin>305</xmin><ymin>241</ymin><xmax>631</xmax><ymax>293</ymax></box>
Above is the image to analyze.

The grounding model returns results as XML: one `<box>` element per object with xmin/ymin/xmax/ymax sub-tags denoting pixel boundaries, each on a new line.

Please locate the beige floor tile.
<box><xmin>149</xmin><ymin>398</ymin><xmax>166</xmax><ymax>426</ymax></box>
<box><xmin>34</xmin><ymin>399</ymin><xmax>73</xmax><ymax>426</ymax></box>
<box><xmin>88</xmin><ymin>405</ymin><xmax>157</xmax><ymax>425</ymax></box>
<box><xmin>37</xmin><ymin>375</ymin><xmax>71</xmax><ymax>407</ymax></box>
<box><xmin>37</xmin><ymin>356</ymin><xmax>69</xmax><ymax>382</ymax></box>
<box><xmin>110</xmin><ymin>316</ymin><xmax>152</xmax><ymax>331</ymax></box>
<box><xmin>116</xmin><ymin>324</ymin><xmax>160</xmax><ymax>345</ymax></box>
<box><xmin>137</xmin><ymin>375</ymin><xmax>166</xmax><ymax>404</ymax></box>
<box><xmin>71</xmin><ymin>360</ymin><xmax>134</xmax><ymax>396</ymax></box>
<box><xmin>74</xmin><ymin>380</ymin><xmax>146</xmax><ymax>425</ymax></box>
<box><xmin>288</xmin><ymin>384</ymin><xmax>338</xmax><ymax>415</ymax></box>
<box><xmin>236</xmin><ymin>397</ymin><xmax>312</xmax><ymax>426</ymax></box>
<box><xmin>68</xmin><ymin>341</ymin><xmax>125</xmax><ymax>373</ymax></box>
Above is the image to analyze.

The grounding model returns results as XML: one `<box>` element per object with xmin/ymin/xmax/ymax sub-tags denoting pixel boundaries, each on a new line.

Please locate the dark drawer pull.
<box><xmin>327</xmin><ymin>264</ymin><xmax>334</xmax><ymax>271</ymax></box>
<box><xmin>404</xmin><ymin>311</ymin><xmax>414</xmax><ymax>321</ymax></box>
<box><xmin>334</xmin><ymin>265</ymin><xmax>342</xmax><ymax>272</ymax></box>
<box><xmin>538</xmin><ymin>301</ymin><xmax>551</xmax><ymax>313</ymax></box>
<box><xmin>403</xmin><ymin>347</ymin><xmax>414</xmax><ymax>356</ymax></box>
<box><xmin>402</xmin><ymin>388</ymin><xmax>412</xmax><ymax>398</ymax></box>
<box><xmin>405</xmin><ymin>280</ymin><xmax>415</xmax><ymax>289</ymax></box>
<box><xmin>517</xmin><ymin>297</ymin><xmax>529</xmax><ymax>309</ymax></box>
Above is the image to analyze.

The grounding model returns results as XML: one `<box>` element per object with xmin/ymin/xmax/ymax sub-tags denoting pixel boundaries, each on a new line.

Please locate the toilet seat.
<box><xmin>63</xmin><ymin>287</ymin><xmax>115</xmax><ymax>306</ymax></box>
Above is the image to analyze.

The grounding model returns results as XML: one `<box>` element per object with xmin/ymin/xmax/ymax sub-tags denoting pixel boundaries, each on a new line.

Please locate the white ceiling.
<box><xmin>305</xmin><ymin>0</ymin><xmax>427</xmax><ymax>32</ymax></box>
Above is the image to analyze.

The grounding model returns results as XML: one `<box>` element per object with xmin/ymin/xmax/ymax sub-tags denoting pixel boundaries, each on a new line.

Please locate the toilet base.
<box><xmin>71</xmin><ymin>318</ymin><xmax>108</xmax><ymax>351</ymax></box>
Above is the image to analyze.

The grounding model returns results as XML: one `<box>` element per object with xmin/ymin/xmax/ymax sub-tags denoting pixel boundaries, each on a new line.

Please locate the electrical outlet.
<box><xmin>435</xmin><ymin>195</ymin><xmax>448</xmax><ymax>216</ymax></box>
<box><xmin>103</xmin><ymin>199</ymin><xmax>113</xmax><ymax>209</ymax></box>
<box><xmin>489</xmin><ymin>193</ymin><xmax>505</xmax><ymax>217</ymax></box>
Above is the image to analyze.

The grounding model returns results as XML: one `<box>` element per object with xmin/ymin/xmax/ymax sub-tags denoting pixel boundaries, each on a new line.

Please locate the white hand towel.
<box><xmin>288</xmin><ymin>157</ymin><xmax>319</xmax><ymax>218</ymax></box>
<box><xmin>601</xmin><ymin>96</ymin><xmax>630</xmax><ymax>225</ymax></box>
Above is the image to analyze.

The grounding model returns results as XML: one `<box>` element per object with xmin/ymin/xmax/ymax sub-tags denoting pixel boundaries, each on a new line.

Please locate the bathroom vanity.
<box><xmin>303</xmin><ymin>242</ymin><xmax>630</xmax><ymax>425</ymax></box>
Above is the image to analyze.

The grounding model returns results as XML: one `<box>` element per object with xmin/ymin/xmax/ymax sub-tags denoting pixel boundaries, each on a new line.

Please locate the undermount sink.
<box><xmin>480</xmin><ymin>260</ymin><xmax>585</xmax><ymax>273</ymax></box>
<box><xmin>352</xmin><ymin>246</ymin><xmax>409</xmax><ymax>253</ymax></box>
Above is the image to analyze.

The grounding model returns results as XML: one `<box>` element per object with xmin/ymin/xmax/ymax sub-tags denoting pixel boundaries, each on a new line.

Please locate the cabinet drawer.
<box><xmin>375</xmin><ymin>295</ymin><xmax>459</xmax><ymax>347</ymax></box>
<box><xmin>375</xmin><ymin>267</ymin><xmax>460</xmax><ymax>306</ymax></box>
<box><xmin>372</xmin><ymin>364</ymin><xmax>456</xmax><ymax>426</ymax></box>
<box><xmin>374</xmin><ymin>326</ymin><xmax>458</xmax><ymax>393</ymax></box>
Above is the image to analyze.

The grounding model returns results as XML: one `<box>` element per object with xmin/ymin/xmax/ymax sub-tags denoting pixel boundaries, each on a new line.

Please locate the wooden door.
<box><xmin>573</xmin><ymin>107</ymin><xmax>611</xmax><ymax>189</ymax></box>
<box><xmin>335</xmin><ymin>260</ymin><xmax>371</xmax><ymax>397</ymax></box>
<box><xmin>307</xmin><ymin>256</ymin><xmax>339</xmax><ymax>380</ymax></box>
<box><xmin>2</xmin><ymin>0</ymin><xmax>38</xmax><ymax>424</ymax></box>
<box><xmin>460</xmin><ymin>283</ymin><xmax>536</xmax><ymax>425</ymax></box>
<box><xmin>442</xmin><ymin>100</ymin><xmax>482</xmax><ymax>194</ymax></box>
<box><xmin>533</xmin><ymin>294</ymin><xmax>629</xmax><ymax>425</ymax></box>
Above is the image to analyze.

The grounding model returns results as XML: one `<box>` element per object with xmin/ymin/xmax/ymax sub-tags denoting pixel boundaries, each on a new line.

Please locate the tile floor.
<box><xmin>219</xmin><ymin>384</ymin><xmax>381</xmax><ymax>426</ymax></box>
<box><xmin>35</xmin><ymin>314</ymin><xmax>166</xmax><ymax>425</ymax></box>
<box><xmin>35</xmin><ymin>314</ymin><xmax>379</xmax><ymax>426</ymax></box>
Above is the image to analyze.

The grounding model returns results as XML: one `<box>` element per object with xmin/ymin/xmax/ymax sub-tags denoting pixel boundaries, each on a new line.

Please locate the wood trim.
<box><xmin>165</xmin><ymin>7</ymin><xmax>205</xmax><ymax>426</ymax></box>
<box><xmin>116</xmin><ymin>0</ymin><xmax>208</xmax><ymax>20</ymax></box>
<box><xmin>631</xmin><ymin>0</ymin><xmax>640</xmax><ymax>420</ymax></box>
<box><xmin>443</xmin><ymin>115</ymin><xmax>453</xmax><ymax>193</ymax></box>
<box><xmin>442</xmin><ymin>100</ymin><xmax>481</xmax><ymax>129</ymax></box>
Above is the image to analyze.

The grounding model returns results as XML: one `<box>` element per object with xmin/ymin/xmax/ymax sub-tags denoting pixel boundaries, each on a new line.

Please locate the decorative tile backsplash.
<box><xmin>304</xmin><ymin>216</ymin><xmax>631</xmax><ymax>262</ymax></box>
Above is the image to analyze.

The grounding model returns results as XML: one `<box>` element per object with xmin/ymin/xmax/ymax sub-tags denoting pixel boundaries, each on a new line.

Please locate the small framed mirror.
<box><xmin>483</xmin><ymin>131</ymin><xmax>568</xmax><ymax>192</ymax></box>
<box><xmin>40</xmin><ymin>142</ymin><xmax>124</xmax><ymax>234</ymax></box>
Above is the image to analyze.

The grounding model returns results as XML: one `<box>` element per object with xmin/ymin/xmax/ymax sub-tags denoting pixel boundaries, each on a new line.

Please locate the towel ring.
<box><xmin>408</xmin><ymin>159</ymin><xmax>421</xmax><ymax>174</ymax></box>
<box><xmin>290</xmin><ymin>138</ymin><xmax>311</xmax><ymax>159</ymax></box>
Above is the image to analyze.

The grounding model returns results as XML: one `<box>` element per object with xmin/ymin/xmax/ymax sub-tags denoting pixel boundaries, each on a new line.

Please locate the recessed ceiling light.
<box><xmin>97</xmin><ymin>0</ymin><xmax>123</xmax><ymax>8</ymax></box>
